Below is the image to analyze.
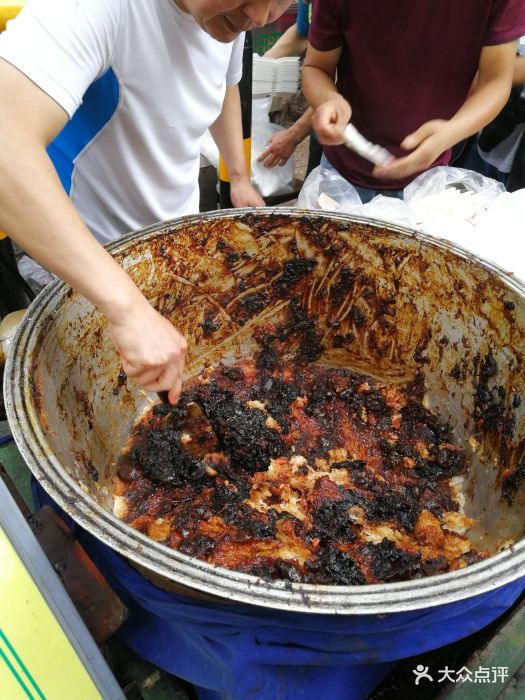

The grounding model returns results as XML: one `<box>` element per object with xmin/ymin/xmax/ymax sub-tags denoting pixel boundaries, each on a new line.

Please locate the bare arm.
<box><xmin>514</xmin><ymin>55</ymin><xmax>525</xmax><ymax>84</ymax></box>
<box><xmin>209</xmin><ymin>83</ymin><xmax>264</xmax><ymax>207</ymax></box>
<box><xmin>0</xmin><ymin>59</ymin><xmax>187</xmax><ymax>402</ymax></box>
<box><xmin>302</xmin><ymin>45</ymin><xmax>349</xmax><ymax>145</ymax></box>
<box><xmin>260</xmin><ymin>19</ymin><xmax>313</xmax><ymax>167</ymax></box>
<box><xmin>375</xmin><ymin>41</ymin><xmax>518</xmax><ymax>180</ymax></box>
<box><xmin>265</xmin><ymin>24</ymin><xmax>307</xmax><ymax>58</ymax></box>
<box><xmin>257</xmin><ymin>107</ymin><xmax>314</xmax><ymax>167</ymax></box>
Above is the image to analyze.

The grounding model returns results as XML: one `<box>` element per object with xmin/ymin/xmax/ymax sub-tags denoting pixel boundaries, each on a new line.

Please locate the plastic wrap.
<box><xmin>404</xmin><ymin>166</ymin><xmax>505</xmax><ymax>227</ymax></box>
<box><xmin>252</xmin><ymin>95</ymin><xmax>272</xmax><ymax>125</ymax></box>
<box><xmin>16</xmin><ymin>254</ymin><xmax>56</xmax><ymax>295</ymax></box>
<box><xmin>251</xmin><ymin>123</ymin><xmax>295</xmax><ymax>197</ymax></box>
<box><xmin>362</xmin><ymin>195</ymin><xmax>418</xmax><ymax>228</ymax></box>
<box><xmin>297</xmin><ymin>165</ymin><xmax>361</xmax><ymax>211</ymax></box>
<box><xmin>431</xmin><ymin>188</ymin><xmax>525</xmax><ymax>282</ymax></box>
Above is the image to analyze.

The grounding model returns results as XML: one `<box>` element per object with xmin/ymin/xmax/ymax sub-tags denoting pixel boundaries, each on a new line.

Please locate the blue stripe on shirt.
<box><xmin>47</xmin><ymin>68</ymin><xmax>119</xmax><ymax>194</ymax></box>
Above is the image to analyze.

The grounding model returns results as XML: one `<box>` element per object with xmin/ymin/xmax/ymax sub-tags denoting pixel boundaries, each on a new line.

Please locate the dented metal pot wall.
<box><xmin>5</xmin><ymin>209</ymin><xmax>525</xmax><ymax>614</ymax></box>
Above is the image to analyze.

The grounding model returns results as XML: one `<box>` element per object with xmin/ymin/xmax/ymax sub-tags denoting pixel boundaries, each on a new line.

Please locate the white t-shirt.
<box><xmin>477</xmin><ymin>36</ymin><xmax>525</xmax><ymax>175</ymax></box>
<box><xmin>0</xmin><ymin>0</ymin><xmax>244</xmax><ymax>242</ymax></box>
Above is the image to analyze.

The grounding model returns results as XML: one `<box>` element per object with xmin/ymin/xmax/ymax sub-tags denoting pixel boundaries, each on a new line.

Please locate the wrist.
<box><xmin>96</xmin><ymin>271</ymin><xmax>150</xmax><ymax>325</ymax></box>
<box><xmin>334</xmin><ymin>94</ymin><xmax>352</xmax><ymax>121</ymax></box>
<box><xmin>289</xmin><ymin>122</ymin><xmax>309</xmax><ymax>144</ymax></box>
<box><xmin>323</xmin><ymin>93</ymin><xmax>348</xmax><ymax>110</ymax></box>
<box><xmin>433</xmin><ymin>120</ymin><xmax>457</xmax><ymax>153</ymax></box>
<box><xmin>229</xmin><ymin>172</ymin><xmax>251</xmax><ymax>187</ymax></box>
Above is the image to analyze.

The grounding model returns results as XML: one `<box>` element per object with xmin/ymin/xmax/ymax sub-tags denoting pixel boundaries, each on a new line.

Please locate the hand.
<box><xmin>229</xmin><ymin>177</ymin><xmax>265</xmax><ymax>207</ymax></box>
<box><xmin>312</xmin><ymin>95</ymin><xmax>351</xmax><ymax>146</ymax></box>
<box><xmin>257</xmin><ymin>128</ymin><xmax>298</xmax><ymax>168</ymax></box>
<box><xmin>373</xmin><ymin>119</ymin><xmax>450</xmax><ymax>181</ymax></box>
<box><xmin>108</xmin><ymin>300</ymin><xmax>187</xmax><ymax>404</ymax></box>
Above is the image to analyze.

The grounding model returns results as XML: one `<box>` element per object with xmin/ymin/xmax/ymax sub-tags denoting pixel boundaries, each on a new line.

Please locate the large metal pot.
<box><xmin>5</xmin><ymin>208</ymin><xmax>525</xmax><ymax>614</ymax></box>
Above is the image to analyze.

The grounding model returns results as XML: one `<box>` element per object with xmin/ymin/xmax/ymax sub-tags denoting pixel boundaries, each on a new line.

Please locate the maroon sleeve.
<box><xmin>308</xmin><ymin>0</ymin><xmax>345</xmax><ymax>51</ymax></box>
<box><xmin>485</xmin><ymin>0</ymin><xmax>525</xmax><ymax>44</ymax></box>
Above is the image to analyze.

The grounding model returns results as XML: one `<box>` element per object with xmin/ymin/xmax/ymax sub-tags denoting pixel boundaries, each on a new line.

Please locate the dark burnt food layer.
<box><xmin>114</xmin><ymin>358</ymin><xmax>487</xmax><ymax>585</ymax></box>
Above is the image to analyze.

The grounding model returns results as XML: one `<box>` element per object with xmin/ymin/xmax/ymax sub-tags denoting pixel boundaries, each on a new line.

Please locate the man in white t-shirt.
<box><xmin>0</xmin><ymin>0</ymin><xmax>291</xmax><ymax>402</ymax></box>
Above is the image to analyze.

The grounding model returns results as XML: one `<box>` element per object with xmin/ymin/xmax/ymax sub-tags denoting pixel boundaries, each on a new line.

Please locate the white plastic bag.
<box><xmin>251</xmin><ymin>122</ymin><xmax>295</xmax><ymax>197</ymax></box>
<box><xmin>252</xmin><ymin>95</ymin><xmax>272</xmax><ymax>125</ymax></box>
<box><xmin>432</xmin><ymin>189</ymin><xmax>525</xmax><ymax>282</ymax></box>
<box><xmin>361</xmin><ymin>195</ymin><xmax>418</xmax><ymax>229</ymax></box>
<box><xmin>297</xmin><ymin>165</ymin><xmax>415</xmax><ymax>228</ymax></box>
<box><xmin>296</xmin><ymin>165</ymin><xmax>361</xmax><ymax>211</ymax></box>
<box><xmin>404</xmin><ymin>166</ymin><xmax>505</xmax><ymax>229</ymax></box>
<box><xmin>402</xmin><ymin>166</ymin><xmax>525</xmax><ymax>283</ymax></box>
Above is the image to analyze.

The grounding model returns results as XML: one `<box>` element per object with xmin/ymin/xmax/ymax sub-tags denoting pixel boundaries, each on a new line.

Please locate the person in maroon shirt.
<box><xmin>302</xmin><ymin>0</ymin><xmax>525</xmax><ymax>202</ymax></box>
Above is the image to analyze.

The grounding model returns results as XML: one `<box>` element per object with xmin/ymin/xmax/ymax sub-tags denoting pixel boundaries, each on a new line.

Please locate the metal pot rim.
<box><xmin>5</xmin><ymin>207</ymin><xmax>525</xmax><ymax>614</ymax></box>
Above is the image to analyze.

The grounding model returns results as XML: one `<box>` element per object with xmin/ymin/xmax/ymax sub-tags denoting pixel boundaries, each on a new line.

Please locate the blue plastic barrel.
<box><xmin>34</xmin><ymin>483</ymin><xmax>525</xmax><ymax>700</ymax></box>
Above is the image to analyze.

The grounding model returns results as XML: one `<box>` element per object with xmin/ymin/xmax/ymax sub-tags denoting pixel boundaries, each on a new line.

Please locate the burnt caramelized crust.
<box><xmin>113</xmin><ymin>354</ymin><xmax>488</xmax><ymax>585</ymax></box>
